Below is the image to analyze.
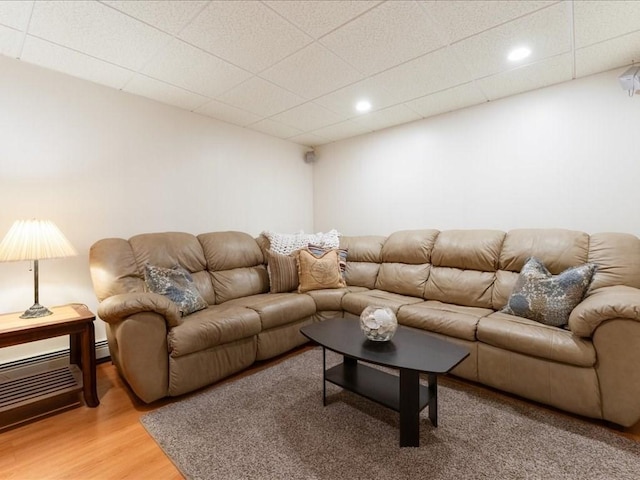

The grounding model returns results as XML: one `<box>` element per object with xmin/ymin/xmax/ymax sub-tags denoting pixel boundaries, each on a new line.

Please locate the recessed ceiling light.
<box><xmin>508</xmin><ymin>47</ymin><xmax>531</xmax><ymax>62</ymax></box>
<box><xmin>355</xmin><ymin>100</ymin><xmax>372</xmax><ymax>112</ymax></box>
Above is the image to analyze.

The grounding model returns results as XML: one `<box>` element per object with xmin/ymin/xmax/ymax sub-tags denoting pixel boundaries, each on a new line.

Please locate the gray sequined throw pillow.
<box><xmin>144</xmin><ymin>264</ymin><xmax>208</xmax><ymax>317</ymax></box>
<box><xmin>501</xmin><ymin>257</ymin><xmax>597</xmax><ymax>327</ymax></box>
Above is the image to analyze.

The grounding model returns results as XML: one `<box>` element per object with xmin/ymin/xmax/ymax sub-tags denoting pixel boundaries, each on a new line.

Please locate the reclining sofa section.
<box><xmin>89</xmin><ymin>229</ymin><xmax>640</xmax><ymax>428</ymax></box>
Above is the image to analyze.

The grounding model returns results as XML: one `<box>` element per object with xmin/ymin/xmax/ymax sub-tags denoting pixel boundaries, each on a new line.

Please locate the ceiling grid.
<box><xmin>0</xmin><ymin>0</ymin><xmax>638</xmax><ymax>146</ymax></box>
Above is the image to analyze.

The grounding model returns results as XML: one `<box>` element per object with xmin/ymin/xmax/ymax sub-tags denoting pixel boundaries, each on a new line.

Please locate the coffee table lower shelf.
<box><xmin>301</xmin><ymin>319</ymin><xmax>469</xmax><ymax>447</ymax></box>
<box><xmin>323</xmin><ymin>355</ymin><xmax>438</xmax><ymax>447</ymax></box>
<box><xmin>325</xmin><ymin>361</ymin><xmax>431</xmax><ymax>413</ymax></box>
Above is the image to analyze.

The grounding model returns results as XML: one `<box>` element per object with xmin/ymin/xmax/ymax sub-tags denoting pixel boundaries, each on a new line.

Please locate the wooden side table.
<box><xmin>0</xmin><ymin>304</ymin><xmax>99</xmax><ymax>430</ymax></box>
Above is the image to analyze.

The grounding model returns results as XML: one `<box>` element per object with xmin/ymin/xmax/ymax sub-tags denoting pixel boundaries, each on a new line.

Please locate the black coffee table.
<box><xmin>300</xmin><ymin>317</ymin><xmax>469</xmax><ymax>447</ymax></box>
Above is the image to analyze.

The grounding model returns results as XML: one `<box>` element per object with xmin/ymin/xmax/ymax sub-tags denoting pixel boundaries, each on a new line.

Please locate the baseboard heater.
<box><xmin>0</xmin><ymin>339</ymin><xmax>110</xmax><ymax>379</ymax></box>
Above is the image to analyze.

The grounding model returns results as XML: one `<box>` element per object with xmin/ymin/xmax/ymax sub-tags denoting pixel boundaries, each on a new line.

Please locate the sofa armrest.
<box><xmin>98</xmin><ymin>292</ymin><xmax>182</xmax><ymax>327</ymax></box>
<box><xmin>568</xmin><ymin>285</ymin><xmax>640</xmax><ymax>337</ymax></box>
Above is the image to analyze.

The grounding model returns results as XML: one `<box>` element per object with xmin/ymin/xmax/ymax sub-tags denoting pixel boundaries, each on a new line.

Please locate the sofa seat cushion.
<box><xmin>477</xmin><ymin>312</ymin><xmax>596</xmax><ymax>367</ymax></box>
<box><xmin>398</xmin><ymin>301</ymin><xmax>493</xmax><ymax>341</ymax></box>
<box><xmin>225</xmin><ymin>293</ymin><xmax>317</xmax><ymax>330</ymax></box>
<box><xmin>168</xmin><ymin>305</ymin><xmax>261</xmax><ymax>358</ymax></box>
<box><xmin>341</xmin><ymin>289</ymin><xmax>423</xmax><ymax>316</ymax></box>
<box><xmin>306</xmin><ymin>286</ymin><xmax>368</xmax><ymax>311</ymax></box>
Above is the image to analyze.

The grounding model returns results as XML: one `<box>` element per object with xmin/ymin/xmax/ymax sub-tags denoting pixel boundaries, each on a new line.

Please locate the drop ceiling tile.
<box><xmin>12</xmin><ymin>0</ymin><xmax>638</xmax><ymax>148</ymax></box>
<box><xmin>574</xmin><ymin>0</ymin><xmax>640</xmax><ymax>49</ymax></box>
<box><xmin>28</xmin><ymin>1</ymin><xmax>171</xmax><ymax>71</ymax></box>
<box><xmin>312</xmin><ymin>120</ymin><xmax>373</xmax><ymax>142</ymax></box>
<box><xmin>217</xmin><ymin>77</ymin><xmax>305</xmax><ymax>117</ymax></box>
<box><xmin>405</xmin><ymin>83</ymin><xmax>486</xmax><ymax>118</ymax></box>
<box><xmin>287</xmin><ymin>132</ymin><xmax>331</xmax><ymax>147</ymax></box>
<box><xmin>21</xmin><ymin>35</ymin><xmax>134</xmax><ymax>89</ymax></box>
<box><xmin>178</xmin><ymin>1</ymin><xmax>312</xmax><ymax>73</ymax></box>
<box><xmin>249</xmin><ymin>119</ymin><xmax>303</xmax><ymax>139</ymax></box>
<box><xmin>265</xmin><ymin>1</ymin><xmax>381</xmax><ymax>39</ymax></box>
<box><xmin>575</xmin><ymin>31</ymin><xmax>640</xmax><ymax>78</ymax></box>
<box><xmin>102</xmin><ymin>1</ymin><xmax>208</xmax><ymax>35</ymax></box>
<box><xmin>0</xmin><ymin>24</ymin><xmax>22</xmax><ymax>58</ymax></box>
<box><xmin>451</xmin><ymin>1</ymin><xmax>571</xmax><ymax>79</ymax></box>
<box><xmin>372</xmin><ymin>47</ymin><xmax>474</xmax><ymax>103</ymax></box>
<box><xmin>314</xmin><ymin>78</ymin><xmax>400</xmax><ymax>117</ymax></box>
<box><xmin>320</xmin><ymin>1</ymin><xmax>445</xmax><ymax>75</ymax></box>
<box><xmin>195</xmin><ymin>99</ymin><xmax>261</xmax><ymax>127</ymax></box>
<box><xmin>0</xmin><ymin>0</ymin><xmax>33</xmax><ymax>30</ymax></box>
<box><xmin>351</xmin><ymin>105</ymin><xmax>421</xmax><ymax>132</ymax></box>
<box><xmin>260</xmin><ymin>43</ymin><xmax>363</xmax><ymax>99</ymax></box>
<box><xmin>123</xmin><ymin>74</ymin><xmax>209</xmax><ymax>111</ymax></box>
<box><xmin>420</xmin><ymin>1</ymin><xmax>557</xmax><ymax>43</ymax></box>
<box><xmin>476</xmin><ymin>53</ymin><xmax>572</xmax><ymax>101</ymax></box>
<box><xmin>270</xmin><ymin>102</ymin><xmax>344</xmax><ymax>132</ymax></box>
<box><xmin>142</xmin><ymin>39</ymin><xmax>251</xmax><ymax>98</ymax></box>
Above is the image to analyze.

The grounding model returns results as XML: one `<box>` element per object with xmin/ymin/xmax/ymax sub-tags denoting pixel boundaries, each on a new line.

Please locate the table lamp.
<box><xmin>0</xmin><ymin>219</ymin><xmax>77</xmax><ymax>318</ymax></box>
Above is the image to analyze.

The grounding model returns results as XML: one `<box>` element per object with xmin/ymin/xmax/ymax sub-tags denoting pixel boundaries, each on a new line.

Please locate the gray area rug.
<box><xmin>141</xmin><ymin>348</ymin><xmax>640</xmax><ymax>480</ymax></box>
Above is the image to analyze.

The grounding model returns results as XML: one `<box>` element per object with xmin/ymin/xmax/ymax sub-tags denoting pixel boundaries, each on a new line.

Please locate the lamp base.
<box><xmin>20</xmin><ymin>303</ymin><xmax>53</xmax><ymax>319</ymax></box>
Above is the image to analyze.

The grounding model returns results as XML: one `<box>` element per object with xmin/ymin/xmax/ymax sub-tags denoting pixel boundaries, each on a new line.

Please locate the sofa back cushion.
<box><xmin>424</xmin><ymin>230</ymin><xmax>504</xmax><ymax>308</ymax></box>
<box><xmin>198</xmin><ymin>231</ymin><xmax>268</xmax><ymax>304</ymax></box>
<box><xmin>90</xmin><ymin>238</ymin><xmax>145</xmax><ymax>302</ymax></box>
<box><xmin>375</xmin><ymin>230</ymin><xmax>438</xmax><ymax>297</ymax></box>
<box><xmin>380</xmin><ymin>229</ymin><xmax>439</xmax><ymax>263</ymax></box>
<box><xmin>129</xmin><ymin>232</ymin><xmax>215</xmax><ymax>304</ymax></box>
<box><xmin>340</xmin><ymin>235</ymin><xmax>386</xmax><ymax>289</ymax></box>
<box><xmin>431</xmin><ymin>230</ymin><xmax>505</xmax><ymax>271</ymax></box>
<box><xmin>588</xmin><ymin>232</ymin><xmax>640</xmax><ymax>290</ymax></box>
<box><xmin>492</xmin><ymin>229</ymin><xmax>589</xmax><ymax>310</ymax></box>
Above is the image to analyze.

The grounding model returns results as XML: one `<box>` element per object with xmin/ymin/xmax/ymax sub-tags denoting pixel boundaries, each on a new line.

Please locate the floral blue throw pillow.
<box><xmin>501</xmin><ymin>257</ymin><xmax>597</xmax><ymax>327</ymax></box>
<box><xmin>144</xmin><ymin>264</ymin><xmax>208</xmax><ymax>317</ymax></box>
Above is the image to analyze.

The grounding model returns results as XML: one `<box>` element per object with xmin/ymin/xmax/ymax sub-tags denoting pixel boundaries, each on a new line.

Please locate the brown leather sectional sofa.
<box><xmin>89</xmin><ymin>229</ymin><xmax>640</xmax><ymax>427</ymax></box>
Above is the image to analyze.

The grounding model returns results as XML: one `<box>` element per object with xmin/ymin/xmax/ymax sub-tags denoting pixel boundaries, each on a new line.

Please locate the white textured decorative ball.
<box><xmin>360</xmin><ymin>306</ymin><xmax>398</xmax><ymax>342</ymax></box>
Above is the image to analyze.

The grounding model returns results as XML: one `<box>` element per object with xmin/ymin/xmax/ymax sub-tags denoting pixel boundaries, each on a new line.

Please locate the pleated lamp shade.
<box><xmin>0</xmin><ymin>219</ymin><xmax>77</xmax><ymax>261</ymax></box>
<box><xmin>0</xmin><ymin>219</ymin><xmax>77</xmax><ymax>318</ymax></box>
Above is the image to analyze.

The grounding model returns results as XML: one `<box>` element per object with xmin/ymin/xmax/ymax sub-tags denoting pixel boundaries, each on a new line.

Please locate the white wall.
<box><xmin>314</xmin><ymin>69</ymin><xmax>640</xmax><ymax>237</ymax></box>
<box><xmin>3</xmin><ymin>59</ymin><xmax>637</xmax><ymax>364</ymax></box>
<box><xmin>0</xmin><ymin>56</ymin><xmax>313</xmax><ymax>363</ymax></box>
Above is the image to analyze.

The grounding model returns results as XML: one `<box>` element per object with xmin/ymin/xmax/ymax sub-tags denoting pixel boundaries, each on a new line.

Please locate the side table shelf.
<box><xmin>0</xmin><ymin>304</ymin><xmax>99</xmax><ymax>431</ymax></box>
<box><xmin>0</xmin><ymin>365</ymin><xmax>82</xmax><ymax>431</ymax></box>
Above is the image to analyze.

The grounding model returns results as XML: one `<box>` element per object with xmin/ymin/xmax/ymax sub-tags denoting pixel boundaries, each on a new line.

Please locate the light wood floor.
<box><xmin>1</xmin><ymin>361</ymin><xmax>182</xmax><ymax>479</ymax></box>
<box><xmin>0</xmin><ymin>348</ymin><xmax>305</xmax><ymax>480</ymax></box>
<box><xmin>1</xmin><ymin>350</ymin><xmax>639</xmax><ymax>479</ymax></box>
